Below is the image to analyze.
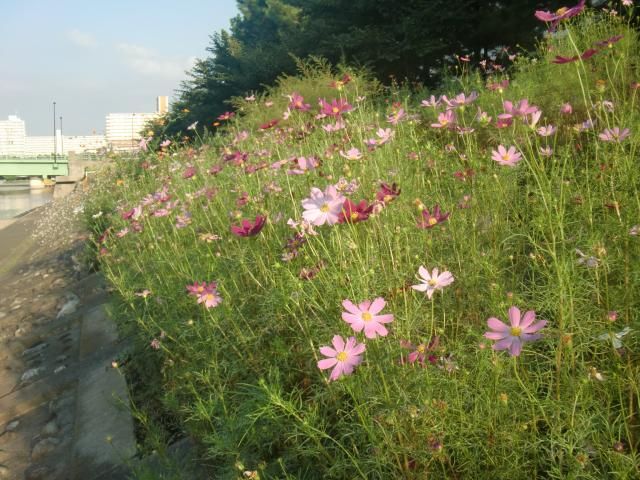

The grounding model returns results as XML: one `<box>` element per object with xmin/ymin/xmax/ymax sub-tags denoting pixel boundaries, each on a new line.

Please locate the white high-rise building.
<box><xmin>0</xmin><ymin>115</ymin><xmax>27</xmax><ymax>156</ymax></box>
<box><xmin>105</xmin><ymin>96</ymin><xmax>168</xmax><ymax>151</ymax></box>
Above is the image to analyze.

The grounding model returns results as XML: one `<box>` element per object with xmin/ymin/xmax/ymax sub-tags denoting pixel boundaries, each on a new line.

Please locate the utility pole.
<box><xmin>53</xmin><ymin>101</ymin><xmax>57</xmax><ymax>164</ymax></box>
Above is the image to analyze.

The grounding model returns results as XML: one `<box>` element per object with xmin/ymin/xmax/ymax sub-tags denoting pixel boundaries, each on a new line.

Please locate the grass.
<box><xmin>85</xmin><ymin>8</ymin><xmax>639</xmax><ymax>479</ymax></box>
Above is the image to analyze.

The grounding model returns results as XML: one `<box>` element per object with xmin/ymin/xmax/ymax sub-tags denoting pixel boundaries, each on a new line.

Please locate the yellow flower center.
<box><xmin>428</xmin><ymin>217</ymin><xmax>438</xmax><ymax>226</ymax></box>
<box><xmin>510</xmin><ymin>326</ymin><xmax>522</xmax><ymax>337</ymax></box>
<box><xmin>320</xmin><ymin>203</ymin><xmax>330</xmax><ymax>212</ymax></box>
<box><xmin>350</xmin><ymin>212</ymin><xmax>360</xmax><ymax>221</ymax></box>
<box><xmin>206</xmin><ymin>294</ymin><xmax>215</xmax><ymax>301</ymax></box>
<box><xmin>557</xmin><ymin>7</ymin><xmax>568</xmax><ymax>15</ymax></box>
<box><xmin>332</xmin><ymin>107</ymin><xmax>340</xmax><ymax>114</ymax></box>
<box><xmin>362</xmin><ymin>312</ymin><xmax>372</xmax><ymax>322</ymax></box>
<box><xmin>502</xmin><ymin>154</ymin><xmax>510</xmax><ymax>161</ymax></box>
<box><xmin>336</xmin><ymin>351</ymin><xmax>348</xmax><ymax>362</ymax></box>
<box><xmin>428</xmin><ymin>279</ymin><xmax>438</xmax><ymax>287</ymax></box>
<box><xmin>197</xmin><ymin>286</ymin><xmax>204</xmax><ymax>293</ymax></box>
<box><xmin>417</xmin><ymin>345</ymin><xmax>426</xmax><ymax>353</ymax></box>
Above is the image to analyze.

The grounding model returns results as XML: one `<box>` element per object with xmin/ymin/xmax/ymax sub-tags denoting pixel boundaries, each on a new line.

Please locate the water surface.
<box><xmin>0</xmin><ymin>182</ymin><xmax>53</xmax><ymax>219</ymax></box>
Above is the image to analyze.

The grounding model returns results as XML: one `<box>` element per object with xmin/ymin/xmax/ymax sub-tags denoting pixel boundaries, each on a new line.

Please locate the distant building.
<box><xmin>1</xmin><ymin>96</ymin><xmax>167</xmax><ymax>155</ymax></box>
<box><xmin>105</xmin><ymin>96</ymin><xmax>168</xmax><ymax>151</ymax></box>
<box><xmin>0</xmin><ymin>115</ymin><xmax>27</xmax><ymax>156</ymax></box>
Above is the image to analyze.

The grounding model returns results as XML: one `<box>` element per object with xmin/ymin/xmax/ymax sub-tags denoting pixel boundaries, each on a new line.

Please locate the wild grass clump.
<box><xmin>85</xmin><ymin>7</ymin><xmax>639</xmax><ymax>479</ymax></box>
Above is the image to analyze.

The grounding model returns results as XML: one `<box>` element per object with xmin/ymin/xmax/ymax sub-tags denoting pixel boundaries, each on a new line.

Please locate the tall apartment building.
<box><xmin>0</xmin><ymin>115</ymin><xmax>27</xmax><ymax>156</ymax></box>
<box><xmin>105</xmin><ymin>96</ymin><xmax>169</xmax><ymax>151</ymax></box>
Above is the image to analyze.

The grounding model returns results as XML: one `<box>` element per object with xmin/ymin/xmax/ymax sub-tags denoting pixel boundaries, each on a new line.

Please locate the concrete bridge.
<box><xmin>0</xmin><ymin>155</ymin><xmax>69</xmax><ymax>178</ymax></box>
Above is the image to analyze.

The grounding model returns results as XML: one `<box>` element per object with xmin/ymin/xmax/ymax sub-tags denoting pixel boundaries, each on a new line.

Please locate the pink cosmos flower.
<box><xmin>230</xmin><ymin>215</ymin><xmax>266</xmax><ymax>237</ymax></box>
<box><xmin>476</xmin><ymin>108</ymin><xmax>492</xmax><ymax>125</ymax></box>
<box><xmin>186</xmin><ymin>281</ymin><xmax>222</xmax><ymax>308</ymax></box>
<box><xmin>535</xmin><ymin>0</ymin><xmax>586</xmax><ymax>29</ymax></box>
<box><xmin>499</xmin><ymin>99</ymin><xmax>539</xmax><ymax>120</ymax></box>
<box><xmin>400</xmin><ymin>336</ymin><xmax>439</xmax><ymax>366</ymax></box>
<box><xmin>319</xmin><ymin>98</ymin><xmax>353</xmax><ymax>117</ymax></box>
<box><xmin>217</xmin><ymin>111</ymin><xmax>235</xmax><ymax>121</ymax></box>
<box><xmin>288</xmin><ymin>92</ymin><xmax>311</xmax><ymax>111</ymax></box>
<box><xmin>138</xmin><ymin>137</ymin><xmax>150</xmax><ymax>151</ymax></box>
<box><xmin>484</xmin><ymin>306</ymin><xmax>547</xmax><ymax>356</ymax></box>
<box><xmin>286</xmin><ymin>156</ymin><xmax>319</xmax><ymax>175</ymax></box>
<box><xmin>431</xmin><ymin>109</ymin><xmax>456</xmax><ymax>129</ymax></box>
<box><xmin>560</xmin><ymin>103</ymin><xmax>573</xmax><ymax>115</ymax></box>
<box><xmin>338</xmin><ymin>199</ymin><xmax>374</xmax><ymax>224</ymax></box>
<box><xmin>443</xmin><ymin>91</ymin><xmax>479</xmax><ymax>109</ymax></box>
<box><xmin>301</xmin><ymin>186</ymin><xmax>345</xmax><ymax>226</ymax></box>
<box><xmin>412</xmin><ymin>266</ymin><xmax>455</xmax><ymax>299</ymax></box>
<box><xmin>183</xmin><ymin>166</ymin><xmax>196</xmax><ymax>179</ymax></box>
<box><xmin>322</xmin><ymin>120</ymin><xmax>346</xmax><ymax>132</ymax></box>
<box><xmin>599</xmin><ymin>127</ymin><xmax>630</xmax><ymax>142</ymax></box>
<box><xmin>317</xmin><ymin>335</ymin><xmax>366</xmax><ymax>381</ymax></box>
<box><xmin>487</xmin><ymin>79</ymin><xmax>509</xmax><ymax>92</ymax></box>
<box><xmin>421</xmin><ymin>95</ymin><xmax>441</xmax><ymax>108</ymax></box>
<box><xmin>387</xmin><ymin>108</ymin><xmax>407</xmax><ymax>124</ymax></box>
<box><xmin>491</xmin><ymin>145</ymin><xmax>523</xmax><ymax>167</ymax></box>
<box><xmin>116</xmin><ymin>227</ymin><xmax>129</xmax><ymax>238</ymax></box>
<box><xmin>160</xmin><ymin>139</ymin><xmax>171</xmax><ymax>148</ymax></box>
<box><xmin>342</xmin><ymin>297</ymin><xmax>394</xmax><ymax>338</ymax></box>
<box><xmin>417</xmin><ymin>204</ymin><xmax>450</xmax><ymax>229</ymax></box>
<box><xmin>376</xmin><ymin>127</ymin><xmax>393</xmax><ymax>144</ymax></box>
<box><xmin>552</xmin><ymin>48</ymin><xmax>598</xmax><ymax>64</ymax></box>
<box><xmin>339</xmin><ymin>147</ymin><xmax>363</xmax><ymax>160</ymax></box>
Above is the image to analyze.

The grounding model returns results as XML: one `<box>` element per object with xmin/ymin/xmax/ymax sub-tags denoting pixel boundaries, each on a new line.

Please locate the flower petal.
<box><xmin>508</xmin><ymin>306</ymin><xmax>521</xmax><ymax>327</ymax></box>
<box><xmin>318</xmin><ymin>358</ymin><xmax>337</xmax><ymax>370</ymax></box>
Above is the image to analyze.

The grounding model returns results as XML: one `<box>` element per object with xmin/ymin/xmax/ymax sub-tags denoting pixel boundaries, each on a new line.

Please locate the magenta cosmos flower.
<box><xmin>186</xmin><ymin>281</ymin><xmax>222</xmax><ymax>308</ymax></box>
<box><xmin>230</xmin><ymin>215</ymin><xmax>266</xmax><ymax>237</ymax></box>
<box><xmin>599</xmin><ymin>127</ymin><xmax>630</xmax><ymax>142</ymax></box>
<box><xmin>319</xmin><ymin>98</ymin><xmax>353</xmax><ymax>117</ymax></box>
<box><xmin>288</xmin><ymin>92</ymin><xmax>311</xmax><ymax>111</ymax></box>
<box><xmin>412</xmin><ymin>266</ymin><xmax>454</xmax><ymax>299</ymax></box>
<box><xmin>376</xmin><ymin>182</ymin><xmax>401</xmax><ymax>204</ymax></box>
<box><xmin>342</xmin><ymin>297</ymin><xmax>394</xmax><ymax>338</ymax></box>
<box><xmin>484</xmin><ymin>306</ymin><xmax>547</xmax><ymax>356</ymax></box>
<box><xmin>400</xmin><ymin>336</ymin><xmax>439</xmax><ymax>366</ymax></box>
<box><xmin>317</xmin><ymin>335</ymin><xmax>366</xmax><ymax>381</ymax></box>
<box><xmin>417</xmin><ymin>204</ymin><xmax>450</xmax><ymax>229</ymax></box>
<box><xmin>535</xmin><ymin>0</ymin><xmax>585</xmax><ymax>28</ymax></box>
<box><xmin>301</xmin><ymin>185</ymin><xmax>345</xmax><ymax>226</ymax></box>
<box><xmin>338</xmin><ymin>199</ymin><xmax>374</xmax><ymax>224</ymax></box>
<box><xmin>491</xmin><ymin>145</ymin><xmax>523</xmax><ymax>167</ymax></box>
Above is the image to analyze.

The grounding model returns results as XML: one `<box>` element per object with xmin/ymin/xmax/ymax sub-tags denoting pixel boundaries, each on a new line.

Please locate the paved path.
<box><xmin>0</xmin><ymin>201</ymin><xmax>136</xmax><ymax>479</ymax></box>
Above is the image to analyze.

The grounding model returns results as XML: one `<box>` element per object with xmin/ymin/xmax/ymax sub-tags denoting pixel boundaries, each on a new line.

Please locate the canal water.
<box><xmin>0</xmin><ymin>182</ymin><xmax>54</xmax><ymax>219</ymax></box>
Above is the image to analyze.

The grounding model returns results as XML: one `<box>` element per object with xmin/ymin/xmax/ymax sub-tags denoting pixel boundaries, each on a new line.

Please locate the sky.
<box><xmin>0</xmin><ymin>0</ymin><xmax>239</xmax><ymax>135</ymax></box>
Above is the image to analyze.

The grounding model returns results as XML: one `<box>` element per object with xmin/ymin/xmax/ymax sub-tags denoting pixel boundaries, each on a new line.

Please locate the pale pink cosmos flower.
<box><xmin>376</xmin><ymin>128</ymin><xmax>393</xmax><ymax>144</ymax></box>
<box><xmin>412</xmin><ymin>266</ymin><xmax>455</xmax><ymax>299</ymax></box>
<box><xmin>560</xmin><ymin>103</ymin><xmax>573</xmax><ymax>115</ymax></box>
<box><xmin>340</xmin><ymin>147</ymin><xmax>363</xmax><ymax>160</ymax></box>
<box><xmin>421</xmin><ymin>95</ymin><xmax>441</xmax><ymax>108</ymax></box>
<box><xmin>475</xmin><ymin>108</ymin><xmax>492</xmax><ymax>125</ymax></box>
<box><xmin>387</xmin><ymin>108</ymin><xmax>407</xmax><ymax>124</ymax></box>
<box><xmin>539</xmin><ymin>146</ymin><xmax>553</xmax><ymax>157</ymax></box>
<box><xmin>301</xmin><ymin>186</ymin><xmax>345</xmax><ymax>226</ymax></box>
<box><xmin>499</xmin><ymin>99</ymin><xmax>539</xmax><ymax>120</ymax></box>
<box><xmin>491</xmin><ymin>145</ymin><xmax>522</xmax><ymax>167</ymax></box>
<box><xmin>484</xmin><ymin>306</ymin><xmax>547</xmax><ymax>357</ymax></box>
<box><xmin>431</xmin><ymin>110</ymin><xmax>456</xmax><ymax>129</ymax></box>
<box><xmin>342</xmin><ymin>297</ymin><xmax>394</xmax><ymax>339</ymax></box>
<box><xmin>599</xmin><ymin>127</ymin><xmax>630</xmax><ymax>142</ymax></box>
<box><xmin>186</xmin><ymin>281</ymin><xmax>222</xmax><ymax>308</ymax></box>
<box><xmin>443</xmin><ymin>91</ymin><xmax>479</xmax><ymax>109</ymax></box>
<box><xmin>317</xmin><ymin>335</ymin><xmax>366</xmax><ymax>381</ymax></box>
<box><xmin>537</xmin><ymin>125</ymin><xmax>557</xmax><ymax>137</ymax></box>
<box><xmin>535</xmin><ymin>0</ymin><xmax>586</xmax><ymax>29</ymax></box>
<box><xmin>322</xmin><ymin>120</ymin><xmax>346</xmax><ymax>132</ymax></box>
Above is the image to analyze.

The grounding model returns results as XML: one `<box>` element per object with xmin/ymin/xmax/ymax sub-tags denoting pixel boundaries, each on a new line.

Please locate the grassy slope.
<box><xmin>86</xmin><ymin>10</ymin><xmax>639</xmax><ymax>480</ymax></box>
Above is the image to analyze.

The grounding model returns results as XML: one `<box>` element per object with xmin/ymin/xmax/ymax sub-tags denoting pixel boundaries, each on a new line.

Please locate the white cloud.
<box><xmin>66</xmin><ymin>29</ymin><xmax>97</xmax><ymax>48</ymax></box>
<box><xmin>116</xmin><ymin>43</ymin><xmax>195</xmax><ymax>79</ymax></box>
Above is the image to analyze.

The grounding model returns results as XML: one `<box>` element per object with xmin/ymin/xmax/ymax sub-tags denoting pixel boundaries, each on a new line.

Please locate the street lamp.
<box><xmin>53</xmin><ymin>101</ymin><xmax>57</xmax><ymax>163</ymax></box>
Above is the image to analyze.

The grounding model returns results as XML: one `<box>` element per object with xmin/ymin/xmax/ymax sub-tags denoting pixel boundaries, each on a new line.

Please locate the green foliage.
<box><xmin>86</xmin><ymin>9</ymin><xmax>640</xmax><ymax>479</ymax></box>
<box><xmin>156</xmin><ymin>0</ymin><xmax>570</xmax><ymax>137</ymax></box>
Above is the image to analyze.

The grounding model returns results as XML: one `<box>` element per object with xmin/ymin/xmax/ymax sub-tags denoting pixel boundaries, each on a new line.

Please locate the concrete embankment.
<box><xmin>0</xmin><ymin>186</ymin><xmax>136</xmax><ymax>479</ymax></box>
